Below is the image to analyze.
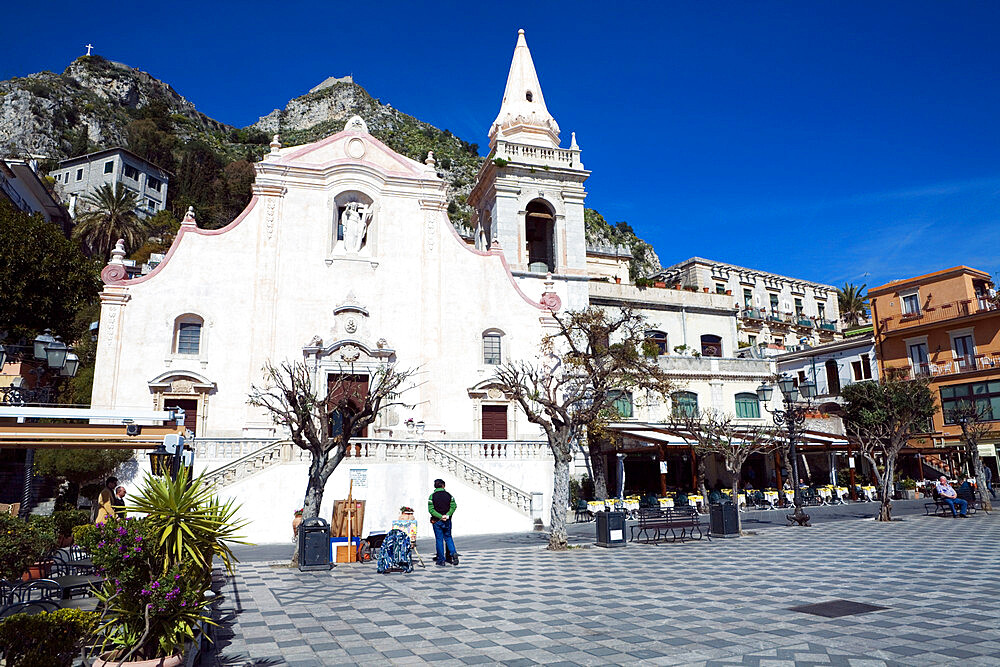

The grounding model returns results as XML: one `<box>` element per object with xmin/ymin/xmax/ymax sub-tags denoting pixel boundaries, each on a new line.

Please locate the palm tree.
<box><xmin>72</xmin><ymin>183</ymin><xmax>149</xmax><ymax>259</ymax></box>
<box><xmin>837</xmin><ymin>283</ymin><xmax>869</xmax><ymax>328</ymax></box>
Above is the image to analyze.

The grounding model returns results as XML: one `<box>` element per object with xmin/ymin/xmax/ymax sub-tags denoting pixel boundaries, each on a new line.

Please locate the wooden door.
<box><xmin>482</xmin><ymin>405</ymin><xmax>508</xmax><ymax>440</ymax></box>
<box><xmin>329</xmin><ymin>374</ymin><xmax>369</xmax><ymax>438</ymax></box>
<box><xmin>163</xmin><ymin>398</ymin><xmax>198</xmax><ymax>436</ymax></box>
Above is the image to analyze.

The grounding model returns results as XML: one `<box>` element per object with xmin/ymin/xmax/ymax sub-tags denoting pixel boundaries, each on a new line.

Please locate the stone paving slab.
<box><xmin>207</xmin><ymin>513</ymin><xmax>999</xmax><ymax>665</ymax></box>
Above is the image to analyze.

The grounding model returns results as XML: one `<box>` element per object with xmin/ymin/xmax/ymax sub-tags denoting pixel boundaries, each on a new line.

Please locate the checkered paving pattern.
<box><xmin>208</xmin><ymin>514</ymin><xmax>1000</xmax><ymax>666</ymax></box>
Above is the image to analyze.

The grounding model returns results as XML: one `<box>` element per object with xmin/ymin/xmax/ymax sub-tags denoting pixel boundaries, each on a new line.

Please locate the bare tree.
<box><xmin>248</xmin><ymin>360</ymin><xmax>416</xmax><ymax>563</ymax></box>
<box><xmin>674</xmin><ymin>410</ymin><xmax>782</xmax><ymax>531</ymax></box>
<box><xmin>951</xmin><ymin>402</ymin><xmax>995</xmax><ymax>512</ymax></box>
<box><xmin>842</xmin><ymin>375</ymin><xmax>937</xmax><ymax>521</ymax></box>
<box><xmin>492</xmin><ymin>306</ymin><xmax>672</xmax><ymax>550</ymax></box>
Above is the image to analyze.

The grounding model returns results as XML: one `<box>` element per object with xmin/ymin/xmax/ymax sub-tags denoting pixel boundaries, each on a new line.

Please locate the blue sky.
<box><xmin>5</xmin><ymin>1</ymin><xmax>999</xmax><ymax>290</ymax></box>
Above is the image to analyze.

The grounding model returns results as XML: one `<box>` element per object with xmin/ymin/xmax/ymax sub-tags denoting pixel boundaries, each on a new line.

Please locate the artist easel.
<box><xmin>346</xmin><ymin>480</ymin><xmax>355</xmax><ymax>563</ymax></box>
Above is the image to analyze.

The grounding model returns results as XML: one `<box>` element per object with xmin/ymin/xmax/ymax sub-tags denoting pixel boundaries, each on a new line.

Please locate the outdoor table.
<box><xmin>862</xmin><ymin>486</ymin><xmax>876</xmax><ymax>500</ymax></box>
<box><xmin>763</xmin><ymin>491</ymin><xmax>779</xmax><ymax>505</ymax></box>
<box><xmin>623</xmin><ymin>500</ymin><xmax>639</xmax><ymax>512</ymax></box>
<box><xmin>833</xmin><ymin>487</ymin><xmax>849</xmax><ymax>501</ymax></box>
<box><xmin>688</xmin><ymin>495</ymin><xmax>704</xmax><ymax>507</ymax></box>
<box><xmin>657</xmin><ymin>498</ymin><xmax>675</xmax><ymax>508</ymax></box>
<box><xmin>817</xmin><ymin>487</ymin><xmax>833</xmax><ymax>501</ymax></box>
<box><xmin>587</xmin><ymin>501</ymin><xmax>605</xmax><ymax>514</ymax></box>
<box><xmin>58</xmin><ymin>597</ymin><xmax>98</xmax><ymax>611</ymax></box>
<box><xmin>51</xmin><ymin>574</ymin><xmax>103</xmax><ymax>599</ymax></box>
<box><xmin>782</xmin><ymin>489</ymin><xmax>794</xmax><ymax>503</ymax></box>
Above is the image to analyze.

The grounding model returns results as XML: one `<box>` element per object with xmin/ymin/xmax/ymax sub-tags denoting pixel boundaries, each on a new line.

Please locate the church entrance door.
<box><xmin>163</xmin><ymin>398</ymin><xmax>198</xmax><ymax>436</ymax></box>
<box><xmin>481</xmin><ymin>405</ymin><xmax>508</xmax><ymax>440</ymax></box>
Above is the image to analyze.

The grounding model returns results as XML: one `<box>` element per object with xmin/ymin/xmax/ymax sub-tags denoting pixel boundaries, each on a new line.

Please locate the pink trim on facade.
<box><xmin>440</xmin><ymin>211</ymin><xmax>552</xmax><ymax>312</ymax></box>
<box><xmin>281</xmin><ymin>130</ymin><xmax>426</xmax><ymax>177</ymax></box>
<box><xmin>102</xmin><ymin>196</ymin><xmax>261</xmax><ymax>286</ymax></box>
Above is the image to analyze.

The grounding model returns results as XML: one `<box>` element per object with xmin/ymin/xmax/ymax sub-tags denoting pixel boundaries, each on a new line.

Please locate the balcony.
<box><xmin>741</xmin><ymin>309</ymin><xmax>837</xmax><ymax>332</ymax></box>
<box><xmin>880</xmin><ymin>298</ymin><xmax>1000</xmax><ymax>333</ymax></box>
<box><xmin>657</xmin><ymin>355</ymin><xmax>773</xmax><ymax>377</ymax></box>
<box><xmin>906</xmin><ymin>353</ymin><xmax>1000</xmax><ymax>380</ymax></box>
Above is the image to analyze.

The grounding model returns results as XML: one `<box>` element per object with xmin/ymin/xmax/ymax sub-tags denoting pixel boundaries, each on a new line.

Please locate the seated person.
<box><xmin>935</xmin><ymin>476</ymin><xmax>968</xmax><ymax>518</ymax></box>
<box><xmin>957</xmin><ymin>476</ymin><xmax>978</xmax><ymax>507</ymax></box>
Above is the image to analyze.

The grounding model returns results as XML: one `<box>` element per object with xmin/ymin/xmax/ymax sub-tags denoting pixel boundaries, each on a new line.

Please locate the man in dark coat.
<box><xmin>428</xmin><ymin>479</ymin><xmax>459</xmax><ymax>566</ymax></box>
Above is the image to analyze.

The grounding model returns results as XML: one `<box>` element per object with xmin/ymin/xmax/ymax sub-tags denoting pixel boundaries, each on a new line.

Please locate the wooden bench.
<box><xmin>629</xmin><ymin>506</ymin><xmax>704</xmax><ymax>543</ymax></box>
<box><xmin>924</xmin><ymin>496</ymin><xmax>979</xmax><ymax>517</ymax></box>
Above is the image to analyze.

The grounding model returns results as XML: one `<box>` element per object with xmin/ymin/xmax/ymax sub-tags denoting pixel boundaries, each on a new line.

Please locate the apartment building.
<box><xmin>869</xmin><ymin>266</ymin><xmax>1000</xmax><ymax>476</ymax></box>
<box><xmin>0</xmin><ymin>158</ymin><xmax>72</xmax><ymax>233</ymax></box>
<box><xmin>52</xmin><ymin>148</ymin><xmax>169</xmax><ymax>218</ymax></box>
<box><xmin>654</xmin><ymin>257</ymin><xmax>841</xmax><ymax>355</ymax></box>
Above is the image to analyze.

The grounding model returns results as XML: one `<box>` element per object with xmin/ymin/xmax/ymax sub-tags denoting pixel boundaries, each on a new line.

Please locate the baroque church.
<box><xmin>91</xmin><ymin>31</ymin><xmax>777</xmax><ymax>542</ymax></box>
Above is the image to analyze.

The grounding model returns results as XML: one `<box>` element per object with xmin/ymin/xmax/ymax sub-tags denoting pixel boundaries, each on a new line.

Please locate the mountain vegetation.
<box><xmin>584</xmin><ymin>208</ymin><xmax>661</xmax><ymax>279</ymax></box>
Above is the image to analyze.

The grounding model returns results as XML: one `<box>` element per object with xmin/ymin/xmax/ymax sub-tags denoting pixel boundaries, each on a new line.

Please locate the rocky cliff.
<box><xmin>0</xmin><ymin>56</ymin><xmax>230</xmax><ymax>158</ymax></box>
<box><xmin>253</xmin><ymin>80</ymin><xmax>481</xmax><ymax>230</ymax></box>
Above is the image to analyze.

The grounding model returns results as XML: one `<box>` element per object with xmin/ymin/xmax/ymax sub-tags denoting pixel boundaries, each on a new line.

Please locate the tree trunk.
<box><xmin>548</xmin><ymin>440</ymin><xmax>573</xmax><ymax>551</ymax></box>
<box><xmin>732</xmin><ymin>482</ymin><xmax>742</xmax><ymax>534</ymax></box>
<box><xmin>589</xmin><ymin>441</ymin><xmax>609</xmax><ymax>501</ymax></box>
<box><xmin>291</xmin><ymin>450</ymin><xmax>333</xmax><ymax>566</ymax></box>
<box><xmin>696</xmin><ymin>454</ymin><xmax>708</xmax><ymax>512</ymax></box>
<box><xmin>876</xmin><ymin>458</ymin><xmax>894</xmax><ymax>521</ymax></box>
<box><xmin>969</xmin><ymin>446</ymin><xmax>993</xmax><ymax>512</ymax></box>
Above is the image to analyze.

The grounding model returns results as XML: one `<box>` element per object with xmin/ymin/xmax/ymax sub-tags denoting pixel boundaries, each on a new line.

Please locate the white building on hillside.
<box><xmin>52</xmin><ymin>147</ymin><xmax>169</xmax><ymax>218</ymax></box>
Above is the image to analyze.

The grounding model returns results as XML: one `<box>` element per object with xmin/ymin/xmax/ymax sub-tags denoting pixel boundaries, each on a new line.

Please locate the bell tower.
<box><xmin>469</xmin><ymin>29</ymin><xmax>590</xmax><ymax>309</ymax></box>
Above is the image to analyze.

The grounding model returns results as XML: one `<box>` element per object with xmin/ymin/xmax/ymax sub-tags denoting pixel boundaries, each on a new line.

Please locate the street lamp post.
<box><xmin>757</xmin><ymin>375</ymin><xmax>816</xmax><ymax>527</ymax></box>
<box><xmin>1</xmin><ymin>332</ymin><xmax>81</xmax><ymax>518</ymax></box>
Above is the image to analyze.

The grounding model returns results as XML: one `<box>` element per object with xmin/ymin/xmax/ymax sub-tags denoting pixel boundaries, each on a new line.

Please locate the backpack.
<box><xmin>376</xmin><ymin>529</ymin><xmax>412</xmax><ymax>574</ymax></box>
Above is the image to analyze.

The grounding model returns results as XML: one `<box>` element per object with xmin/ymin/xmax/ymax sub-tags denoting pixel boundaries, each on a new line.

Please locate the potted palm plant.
<box><xmin>77</xmin><ymin>469</ymin><xmax>247</xmax><ymax>666</ymax></box>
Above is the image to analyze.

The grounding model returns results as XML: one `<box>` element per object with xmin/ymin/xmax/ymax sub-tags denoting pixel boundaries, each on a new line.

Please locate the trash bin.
<box><xmin>298</xmin><ymin>517</ymin><xmax>332</xmax><ymax>571</ymax></box>
<box><xmin>709</xmin><ymin>502</ymin><xmax>739</xmax><ymax>538</ymax></box>
<box><xmin>595</xmin><ymin>510</ymin><xmax>626</xmax><ymax>548</ymax></box>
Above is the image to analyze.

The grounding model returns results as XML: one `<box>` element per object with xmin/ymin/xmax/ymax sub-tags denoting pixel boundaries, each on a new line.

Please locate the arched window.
<box><xmin>609</xmin><ymin>390</ymin><xmax>633</xmax><ymax>419</ymax></box>
<box><xmin>483</xmin><ymin>331</ymin><xmax>502</xmax><ymax>365</ymax></box>
<box><xmin>671</xmin><ymin>391</ymin><xmax>698</xmax><ymax>418</ymax></box>
<box><xmin>734</xmin><ymin>392</ymin><xmax>760</xmax><ymax>419</ymax></box>
<box><xmin>525</xmin><ymin>199</ymin><xmax>555</xmax><ymax>273</ymax></box>
<box><xmin>700</xmin><ymin>334</ymin><xmax>722</xmax><ymax>357</ymax></box>
<box><xmin>173</xmin><ymin>315</ymin><xmax>203</xmax><ymax>355</ymax></box>
<box><xmin>645</xmin><ymin>330</ymin><xmax>668</xmax><ymax>356</ymax></box>
<box><xmin>825</xmin><ymin>359</ymin><xmax>841</xmax><ymax>395</ymax></box>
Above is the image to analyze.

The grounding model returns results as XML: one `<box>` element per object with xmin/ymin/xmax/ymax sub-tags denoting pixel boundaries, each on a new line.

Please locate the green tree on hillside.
<box><xmin>73</xmin><ymin>183</ymin><xmax>149</xmax><ymax>259</ymax></box>
<box><xmin>0</xmin><ymin>199</ymin><xmax>100</xmax><ymax>341</ymax></box>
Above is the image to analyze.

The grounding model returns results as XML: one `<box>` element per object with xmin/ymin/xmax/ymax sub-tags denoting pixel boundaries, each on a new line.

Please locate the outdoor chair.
<box><xmin>0</xmin><ymin>580</ymin><xmax>14</xmax><ymax>606</ymax></box>
<box><xmin>573</xmin><ymin>499</ymin><xmax>592</xmax><ymax>523</ymax></box>
<box><xmin>0</xmin><ymin>599</ymin><xmax>59</xmax><ymax>619</ymax></box>
<box><xmin>11</xmin><ymin>579</ymin><xmax>62</xmax><ymax>603</ymax></box>
<box><xmin>51</xmin><ymin>550</ymin><xmax>94</xmax><ymax>575</ymax></box>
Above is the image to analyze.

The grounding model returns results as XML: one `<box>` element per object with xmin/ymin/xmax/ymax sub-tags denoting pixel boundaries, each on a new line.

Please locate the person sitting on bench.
<box><xmin>935</xmin><ymin>476</ymin><xmax>968</xmax><ymax>518</ymax></box>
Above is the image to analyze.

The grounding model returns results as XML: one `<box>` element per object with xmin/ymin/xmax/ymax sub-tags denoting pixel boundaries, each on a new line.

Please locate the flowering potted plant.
<box><xmin>292</xmin><ymin>508</ymin><xmax>304</xmax><ymax>538</ymax></box>
<box><xmin>76</xmin><ymin>469</ymin><xmax>247</xmax><ymax>666</ymax></box>
<box><xmin>0</xmin><ymin>514</ymin><xmax>46</xmax><ymax>582</ymax></box>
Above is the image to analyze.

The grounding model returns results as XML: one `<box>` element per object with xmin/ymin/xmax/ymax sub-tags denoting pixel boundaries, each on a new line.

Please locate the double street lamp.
<box><xmin>1</xmin><ymin>330</ymin><xmax>80</xmax><ymax>405</ymax></box>
<box><xmin>757</xmin><ymin>374</ymin><xmax>816</xmax><ymax>527</ymax></box>
<box><xmin>1</xmin><ymin>330</ymin><xmax>82</xmax><ymax>518</ymax></box>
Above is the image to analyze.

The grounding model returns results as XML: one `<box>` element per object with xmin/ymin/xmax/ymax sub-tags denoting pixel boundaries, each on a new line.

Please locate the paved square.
<box><xmin>208</xmin><ymin>514</ymin><xmax>1000</xmax><ymax>665</ymax></box>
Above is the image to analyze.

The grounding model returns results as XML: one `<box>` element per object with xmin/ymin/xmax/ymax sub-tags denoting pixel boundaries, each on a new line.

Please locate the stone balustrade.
<box><xmin>198</xmin><ymin>437</ymin><xmax>541</xmax><ymax>515</ymax></box>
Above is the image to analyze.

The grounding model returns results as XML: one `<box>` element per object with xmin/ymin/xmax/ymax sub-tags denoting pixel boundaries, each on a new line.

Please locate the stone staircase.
<box><xmin>200</xmin><ymin>438</ymin><xmax>542</xmax><ymax>516</ymax></box>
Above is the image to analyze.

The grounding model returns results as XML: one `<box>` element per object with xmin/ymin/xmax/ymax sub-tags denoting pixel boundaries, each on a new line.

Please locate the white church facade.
<box><xmin>91</xmin><ymin>31</ymin><xmax>777</xmax><ymax>542</ymax></box>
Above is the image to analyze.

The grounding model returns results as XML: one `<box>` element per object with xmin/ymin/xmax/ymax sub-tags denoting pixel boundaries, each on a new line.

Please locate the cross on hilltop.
<box><xmin>85</xmin><ymin>44</ymin><xmax>93</xmax><ymax>56</ymax></box>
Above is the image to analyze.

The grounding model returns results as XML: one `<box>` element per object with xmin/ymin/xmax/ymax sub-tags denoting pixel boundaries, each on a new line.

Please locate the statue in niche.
<box><xmin>341</xmin><ymin>201</ymin><xmax>374</xmax><ymax>253</ymax></box>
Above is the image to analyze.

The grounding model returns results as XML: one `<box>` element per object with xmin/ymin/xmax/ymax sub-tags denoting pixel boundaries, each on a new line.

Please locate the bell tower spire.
<box><xmin>489</xmin><ymin>29</ymin><xmax>560</xmax><ymax>149</ymax></box>
<box><xmin>470</xmin><ymin>29</ymin><xmax>590</xmax><ymax>311</ymax></box>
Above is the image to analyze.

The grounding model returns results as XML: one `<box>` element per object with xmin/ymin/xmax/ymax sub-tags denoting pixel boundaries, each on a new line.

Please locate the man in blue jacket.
<box><xmin>428</xmin><ymin>479</ymin><xmax>459</xmax><ymax>566</ymax></box>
